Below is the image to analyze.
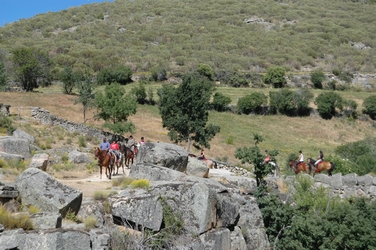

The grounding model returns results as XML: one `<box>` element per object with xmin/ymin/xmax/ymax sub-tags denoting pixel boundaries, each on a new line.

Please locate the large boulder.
<box><xmin>76</xmin><ymin>198</ymin><xmax>106</xmax><ymax>228</ymax></box>
<box><xmin>15</xmin><ymin>168</ymin><xmax>82</xmax><ymax>217</ymax></box>
<box><xmin>13</xmin><ymin>129</ymin><xmax>35</xmax><ymax>144</ymax></box>
<box><xmin>68</xmin><ymin>150</ymin><xmax>92</xmax><ymax>164</ymax></box>
<box><xmin>29</xmin><ymin>153</ymin><xmax>49</xmax><ymax>171</ymax></box>
<box><xmin>0</xmin><ymin>151</ymin><xmax>24</xmax><ymax>161</ymax></box>
<box><xmin>136</xmin><ymin>142</ymin><xmax>188</xmax><ymax>172</ymax></box>
<box><xmin>0</xmin><ymin>137</ymin><xmax>31</xmax><ymax>158</ymax></box>
<box><xmin>29</xmin><ymin>212</ymin><xmax>62</xmax><ymax>230</ymax></box>
<box><xmin>187</xmin><ymin>157</ymin><xmax>209</xmax><ymax>178</ymax></box>
<box><xmin>129</xmin><ymin>163</ymin><xmax>187</xmax><ymax>181</ymax></box>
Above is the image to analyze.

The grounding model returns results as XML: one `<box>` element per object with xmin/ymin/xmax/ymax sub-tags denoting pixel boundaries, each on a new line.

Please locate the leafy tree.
<box><xmin>342</xmin><ymin>99</ymin><xmax>357</xmax><ymax>118</ymax></box>
<box><xmin>96</xmin><ymin>65</ymin><xmax>133</xmax><ymax>85</ymax></box>
<box><xmin>12</xmin><ymin>48</ymin><xmax>52</xmax><ymax>91</ymax></box>
<box><xmin>227</xmin><ymin>72</ymin><xmax>249</xmax><ymax>87</ymax></box>
<box><xmin>0</xmin><ymin>60</ymin><xmax>6</xmax><ymax>88</ymax></box>
<box><xmin>60</xmin><ymin>67</ymin><xmax>81</xmax><ymax>94</ymax></box>
<box><xmin>211</xmin><ymin>92</ymin><xmax>231</xmax><ymax>112</ymax></box>
<box><xmin>315</xmin><ymin>91</ymin><xmax>343</xmax><ymax>119</ymax></box>
<box><xmin>74</xmin><ymin>71</ymin><xmax>96</xmax><ymax>125</ymax></box>
<box><xmin>95</xmin><ymin>83</ymin><xmax>137</xmax><ymax>134</ymax></box>
<box><xmin>363</xmin><ymin>95</ymin><xmax>376</xmax><ymax>119</ymax></box>
<box><xmin>264</xmin><ymin>66</ymin><xmax>286</xmax><ymax>88</ymax></box>
<box><xmin>310</xmin><ymin>71</ymin><xmax>325</xmax><ymax>89</ymax></box>
<box><xmin>157</xmin><ymin>72</ymin><xmax>220</xmax><ymax>151</ymax></box>
<box><xmin>269</xmin><ymin>89</ymin><xmax>313</xmax><ymax>116</ymax></box>
<box><xmin>237</xmin><ymin>92</ymin><xmax>267</xmax><ymax>114</ymax></box>
<box><xmin>150</xmin><ymin>68</ymin><xmax>168</xmax><ymax>82</ymax></box>
<box><xmin>196</xmin><ymin>63</ymin><xmax>215</xmax><ymax>81</ymax></box>
<box><xmin>130</xmin><ymin>82</ymin><xmax>147</xmax><ymax>104</ymax></box>
<box><xmin>235</xmin><ymin>134</ymin><xmax>278</xmax><ymax>189</ymax></box>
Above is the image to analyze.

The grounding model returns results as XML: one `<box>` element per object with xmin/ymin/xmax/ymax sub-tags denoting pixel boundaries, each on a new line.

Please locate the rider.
<box><xmin>137</xmin><ymin>136</ymin><xmax>145</xmax><ymax>148</ymax></box>
<box><xmin>314</xmin><ymin>150</ymin><xmax>324</xmax><ymax>167</ymax></box>
<box><xmin>294</xmin><ymin>150</ymin><xmax>304</xmax><ymax>171</ymax></box>
<box><xmin>110</xmin><ymin>140</ymin><xmax>120</xmax><ymax>163</ymax></box>
<box><xmin>198</xmin><ymin>149</ymin><xmax>205</xmax><ymax>160</ymax></box>
<box><xmin>127</xmin><ymin>135</ymin><xmax>136</xmax><ymax>153</ymax></box>
<box><xmin>262</xmin><ymin>150</ymin><xmax>270</xmax><ymax>165</ymax></box>
<box><xmin>99</xmin><ymin>138</ymin><xmax>110</xmax><ymax>151</ymax></box>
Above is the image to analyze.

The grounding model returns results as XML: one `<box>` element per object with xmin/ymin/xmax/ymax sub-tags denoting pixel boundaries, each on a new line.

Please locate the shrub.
<box><xmin>112</xmin><ymin>176</ymin><xmax>134</xmax><ymax>188</ymax></box>
<box><xmin>310</xmin><ymin>71</ymin><xmax>325</xmax><ymax>89</ymax></box>
<box><xmin>0</xmin><ymin>114</ymin><xmax>15</xmax><ymax>134</ymax></box>
<box><xmin>269</xmin><ymin>89</ymin><xmax>313</xmax><ymax>116</ymax></box>
<box><xmin>27</xmin><ymin>205</ymin><xmax>41</xmax><ymax>214</ymax></box>
<box><xmin>363</xmin><ymin>95</ymin><xmax>376</xmax><ymax>120</ymax></box>
<box><xmin>211</xmin><ymin>92</ymin><xmax>231</xmax><ymax>112</ymax></box>
<box><xmin>264</xmin><ymin>66</ymin><xmax>286</xmax><ymax>88</ymax></box>
<box><xmin>227</xmin><ymin>72</ymin><xmax>249</xmax><ymax>87</ymax></box>
<box><xmin>84</xmin><ymin>216</ymin><xmax>98</xmax><ymax>230</ymax></box>
<box><xmin>315</xmin><ymin>91</ymin><xmax>343</xmax><ymax>119</ymax></box>
<box><xmin>150</xmin><ymin>68</ymin><xmax>168</xmax><ymax>82</ymax></box>
<box><xmin>97</xmin><ymin>65</ymin><xmax>133</xmax><ymax>85</ymax></box>
<box><xmin>0</xmin><ymin>205</ymin><xmax>33</xmax><ymax>230</ymax></box>
<box><xmin>130</xmin><ymin>179</ymin><xmax>150</xmax><ymax>190</ymax></box>
<box><xmin>237</xmin><ymin>92</ymin><xmax>267</xmax><ymax>114</ymax></box>
<box><xmin>196</xmin><ymin>63</ymin><xmax>215</xmax><ymax>81</ymax></box>
<box><xmin>131</xmin><ymin>82</ymin><xmax>147</xmax><ymax>104</ymax></box>
<box><xmin>78</xmin><ymin>135</ymin><xmax>86</xmax><ymax>147</ymax></box>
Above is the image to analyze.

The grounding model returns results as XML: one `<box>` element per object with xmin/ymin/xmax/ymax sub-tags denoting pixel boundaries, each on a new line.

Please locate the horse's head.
<box><xmin>94</xmin><ymin>147</ymin><xmax>100</xmax><ymax>159</ymax></box>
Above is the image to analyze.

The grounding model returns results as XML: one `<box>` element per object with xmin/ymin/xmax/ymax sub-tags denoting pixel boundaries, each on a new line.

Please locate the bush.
<box><xmin>264</xmin><ymin>66</ymin><xmax>286</xmax><ymax>88</ymax></box>
<box><xmin>196</xmin><ymin>64</ymin><xmax>215</xmax><ymax>81</ymax></box>
<box><xmin>97</xmin><ymin>65</ymin><xmax>133</xmax><ymax>85</ymax></box>
<box><xmin>310</xmin><ymin>71</ymin><xmax>325</xmax><ymax>89</ymax></box>
<box><xmin>84</xmin><ymin>216</ymin><xmax>98</xmax><ymax>230</ymax></box>
<box><xmin>131</xmin><ymin>82</ymin><xmax>147</xmax><ymax>104</ymax></box>
<box><xmin>0</xmin><ymin>205</ymin><xmax>33</xmax><ymax>230</ymax></box>
<box><xmin>130</xmin><ymin>179</ymin><xmax>150</xmax><ymax>190</ymax></box>
<box><xmin>315</xmin><ymin>91</ymin><xmax>343</xmax><ymax>119</ymax></box>
<box><xmin>226</xmin><ymin>72</ymin><xmax>249</xmax><ymax>87</ymax></box>
<box><xmin>150</xmin><ymin>68</ymin><xmax>168</xmax><ymax>82</ymax></box>
<box><xmin>237</xmin><ymin>92</ymin><xmax>267</xmax><ymax>114</ymax></box>
<box><xmin>78</xmin><ymin>135</ymin><xmax>86</xmax><ymax>147</ymax></box>
<box><xmin>0</xmin><ymin>114</ymin><xmax>15</xmax><ymax>135</ymax></box>
<box><xmin>269</xmin><ymin>89</ymin><xmax>313</xmax><ymax>116</ymax></box>
<box><xmin>211</xmin><ymin>92</ymin><xmax>231</xmax><ymax>112</ymax></box>
<box><xmin>363</xmin><ymin>95</ymin><xmax>376</xmax><ymax>120</ymax></box>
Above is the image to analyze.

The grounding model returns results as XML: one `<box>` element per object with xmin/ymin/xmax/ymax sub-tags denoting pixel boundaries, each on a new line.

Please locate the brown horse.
<box><xmin>289</xmin><ymin>160</ymin><xmax>311</xmax><ymax>174</ymax></box>
<box><xmin>94</xmin><ymin>147</ymin><xmax>114</xmax><ymax>179</ymax></box>
<box><xmin>307</xmin><ymin>158</ymin><xmax>335</xmax><ymax>176</ymax></box>
<box><xmin>112</xmin><ymin>151</ymin><xmax>125</xmax><ymax>175</ymax></box>
<box><xmin>120</xmin><ymin>144</ymin><xmax>135</xmax><ymax>169</ymax></box>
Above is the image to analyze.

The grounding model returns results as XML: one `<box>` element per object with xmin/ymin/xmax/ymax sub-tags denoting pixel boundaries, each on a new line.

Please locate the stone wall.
<box><xmin>31</xmin><ymin>107</ymin><xmax>127</xmax><ymax>143</ymax></box>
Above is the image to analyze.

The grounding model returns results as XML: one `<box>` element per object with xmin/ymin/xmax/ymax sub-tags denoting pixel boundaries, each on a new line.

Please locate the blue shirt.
<box><xmin>99</xmin><ymin>141</ymin><xmax>110</xmax><ymax>150</ymax></box>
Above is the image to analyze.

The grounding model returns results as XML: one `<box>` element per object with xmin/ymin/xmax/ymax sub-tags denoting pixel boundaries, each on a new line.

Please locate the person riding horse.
<box><xmin>314</xmin><ymin>150</ymin><xmax>324</xmax><ymax>168</ymax></box>
<box><xmin>294</xmin><ymin>150</ymin><xmax>304</xmax><ymax>172</ymax></box>
<box><xmin>110</xmin><ymin>140</ymin><xmax>120</xmax><ymax>164</ymax></box>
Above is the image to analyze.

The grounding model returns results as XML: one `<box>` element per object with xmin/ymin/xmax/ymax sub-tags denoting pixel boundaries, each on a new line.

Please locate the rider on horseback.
<box><xmin>99</xmin><ymin>138</ymin><xmax>110</xmax><ymax>151</ymax></box>
<box><xmin>294</xmin><ymin>150</ymin><xmax>304</xmax><ymax>172</ymax></box>
<box><xmin>262</xmin><ymin>150</ymin><xmax>270</xmax><ymax>165</ymax></box>
<box><xmin>110</xmin><ymin>140</ymin><xmax>120</xmax><ymax>164</ymax></box>
<box><xmin>314</xmin><ymin>150</ymin><xmax>324</xmax><ymax>167</ymax></box>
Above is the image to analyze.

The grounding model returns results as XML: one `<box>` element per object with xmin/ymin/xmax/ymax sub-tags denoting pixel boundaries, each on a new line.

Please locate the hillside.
<box><xmin>0</xmin><ymin>0</ymin><xmax>375</xmax><ymax>76</ymax></box>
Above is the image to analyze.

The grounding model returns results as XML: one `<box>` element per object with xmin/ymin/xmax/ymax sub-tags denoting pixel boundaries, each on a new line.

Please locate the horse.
<box><xmin>94</xmin><ymin>147</ymin><xmax>115</xmax><ymax>179</ymax></box>
<box><xmin>112</xmin><ymin>151</ymin><xmax>125</xmax><ymax>175</ymax></box>
<box><xmin>307</xmin><ymin>158</ymin><xmax>335</xmax><ymax>177</ymax></box>
<box><xmin>268</xmin><ymin>162</ymin><xmax>280</xmax><ymax>177</ymax></box>
<box><xmin>188</xmin><ymin>153</ymin><xmax>217</xmax><ymax>169</ymax></box>
<box><xmin>288</xmin><ymin>160</ymin><xmax>311</xmax><ymax>174</ymax></box>
<box><xmin>120</xmin><ymin>144</ymin><xmax>135</xmax><ymax>169</ymax></box>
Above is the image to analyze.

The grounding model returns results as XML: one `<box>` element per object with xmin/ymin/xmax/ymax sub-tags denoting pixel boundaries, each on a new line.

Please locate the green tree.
<box><xmin>96</xmin><ymin>65</ymin><xmax>133</xmax><ymax>85</ymax></box>
<box><xmin>75</xmin><ymin>71</ymin><xmax>95</xmax><ymax>125</ymax></box>
<box><xmin>130</xmin><ymin>82</ymin><xmax>147</xmax><ymax>104</ymax></box>
<box><xmin>196</xmin><ymin>63</ymin><xmax>215</xmax><ymax>81</ymax></box>
<box><xmin>363</xmin><ymin>95</ymin><xmax>376</xmax><ymax>119</ymax></box>
<box><xmin>12</xmin><ymin>48</ymin><xmax>52</xmax><ymax>91</ymax></box>
<box><xmin>95</xmin><ymin>83</ymin><xmax>137</xmax><ymax>134</ymax></box>
<box><xmin>235</xmin><ymin>134</ymin><xmax>278</xmax><ymax>189</ymax></box>
<box><xmin>60</xmin><ymin>67</ymin><xmax>81</xmax><ymax>95</ymax></box>
<box><xmin>264</xmin><ymin>66</ymin><xmax>286</xmax><ymax>88</ymax></box>
<box><xmin>211</xmin><ymin>92</ymin><xmax>231</xmax><ymax>112</ymax></box>
<box><xmin>315</xmin><ymin>91</ymin><xmax>343</xmax><ymax>119</ymax></box>
<box><xmin>157</xmin><ymin>73</ymin><xmax>220</xmax><ymax>151</ymax></box>
<box><xmin>237</xmin><ymin>92</ymin><xmax>267</xmax><ymax>114</ymax></box>
<box><xmin>0</xmin><ymin>60</ymin><xmax>6</xmax><ymax>88</ymax></box>
<box><xmin>310</xmin><ymin>71</ymin><xmax>325</xmax><ymax>89</ymax></box>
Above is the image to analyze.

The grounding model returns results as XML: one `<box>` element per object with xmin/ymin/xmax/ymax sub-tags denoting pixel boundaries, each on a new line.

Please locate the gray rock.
<box><xmin>76</xmin><ymin>197</ymin><xmax>106</xmax><ymax>227</ymax></box>
<box><xmin>238</xmin><ymin>199</ymin><xmax>270</xmax><ymax>250</ymax></box>
<box><xmin>187</xmin><ymin>157</ymin><xmax>209</xmax><ymax>178</ymax></box>
<box><xmin>0</xmin><ymin>138</ymin><xmax>30</xmax><ymax>158</ymax></box>
<box><xmin>129</xmin><ymin>163</ymin><xmax>186</xmax><ymax>181</ymax></box>
<box><xmin>13</xmin><ymin>129</ymin><xmax>35</xmax><ymax>144</ymax></box>
<box><xmin>343</xmin><ymin>173</ymin><xmax>358</xmax><ymax>187</ymax></box>
<box><xmin>358</xmin><ymin>174</ymin><xmax>373</xmax><ymax>186</ymax></box>
<box><xmin>15</xmin><ymin>168</ymin><xmax>82</xmax><ymax>217</ymax></box>
<box><xmin>0</xmin><ymin>223</ymin><xmax>4</xmax><ymax>233</ymax></box>
<box><xmin>330</xmin><ymin>173</ymin><xmax>343</xmax><ymax>188</ymax></box>
<box><xmin>90</xmin><ymin>229</ymin><xmax>111</xmax><ymax>250</ymax></box>
<box><xmin>30</xmin><ymin>212</ymin><xmax>62</xmax><ymax>229</ymax></box>
<box><xmin>230</xmin><ymin>226</ymin><xmax>247</xmax><ymax>250</ymax></box>
<box><xmin>68</xmin><ymin>150</ymin><xmax>92</xmax><ymax>164</ymax></box>
<box><xmin>199</xmin><ymin>228</ymin><xmax>231</xmax><ymax>250</ymax></box>
<box><xmin>29</xmin><ymin>153</ymin><xmax>49</xmax><ymax>171</ymax></box>
<box><xmin>136</xmin><ymin>142</ymin><xmax>188</xmax><ymax>172</ymax></box>
<box><xmin>110</xmin><ymin>188</ymin><xmax>163</xmax><ymax>231</ymax></box>
<box><xmin>0</xmin><ymin>151</ymin><xmax>24</xmax><ymax>161</ymax></box>
<box><xmin>314</xmin><ymin>174</ymin><xmax>331</xmax><ymax>185</ymax></box>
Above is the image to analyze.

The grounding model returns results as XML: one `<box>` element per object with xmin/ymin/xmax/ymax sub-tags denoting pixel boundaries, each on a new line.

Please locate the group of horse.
<box><xmin>289</xmin><ymin>158</ymin><xmax>335</xmax><ymax>176</ymax></box>
<box><xmin>94</xmin><ymin>143</ymin><xmax>137</xmax><ymax>179</ymax></box>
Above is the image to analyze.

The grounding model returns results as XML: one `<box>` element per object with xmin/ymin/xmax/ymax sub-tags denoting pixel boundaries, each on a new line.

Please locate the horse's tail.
<box><xmin>329</xmin><ymin>162</ymin><xmax>335</xmax><ymax>176</ymax></box>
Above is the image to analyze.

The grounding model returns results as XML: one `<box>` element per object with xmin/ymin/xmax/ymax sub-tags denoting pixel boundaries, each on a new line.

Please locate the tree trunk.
<box><xmin>187</xmin><ymin>136</ymin><xmax>191</xmax><ymax>153</ymax></box>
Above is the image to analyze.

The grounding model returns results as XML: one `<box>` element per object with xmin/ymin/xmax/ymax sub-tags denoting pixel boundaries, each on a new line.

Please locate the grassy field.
<box><xmin>1</xmin><ymin>84</ymin><xmax>375</xmax><ymax>173</ymax></box>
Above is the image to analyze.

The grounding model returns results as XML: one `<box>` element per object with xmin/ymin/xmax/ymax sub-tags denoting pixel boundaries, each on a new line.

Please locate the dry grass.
<box><xmin>1</xmin><ymin>85</ymin><xmax>375</xmax><ymax>170</ymax></box>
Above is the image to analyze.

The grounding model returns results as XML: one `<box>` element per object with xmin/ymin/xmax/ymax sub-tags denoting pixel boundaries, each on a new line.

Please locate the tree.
<box><xmin>196</xmin><ymin>63</ymin><xmax>215</xmax><ymax>81</ymax></box>
<box><xmin>264</xmin><ymin>66</ymin><xmax>286</xmax><ymax>88</ymax></box>
<box><xmin>60</xmin><ymin>67</ymin><xmax>81</xmax><ymax>95</ymax></box>
<box><xmin>235</xmin><ymin>134</ymin><xmax>278</xmax><ymax>190</ymax></box>
<box><xmin>95</xmin><ymin>83</ymin><xmax>137</xmax><ymax>134</ymax></box>
<box><xmin>315</xmin><ymin>91</ymin><xmax>343</xmax><ymax>119</ymax></box>
<box><xmin>12</xmin><ymin>48</ymin><xmax>52</xmax><ymax>91</ymax></box>
<box><xmin>211</xmin><ymin>92</ymin><xmax>231</xmax><ymax>112</ymax></box>
<box><xmin>310</xmin><ymin>71</ymin><xmax>325</xmax><ymax>89</ymax></box>
<box><xmin>157</xmin><ymin>72</ymin><xmax>220</xmax><ymax>151</ymax></box>
<box><xmin>74</xmin><ymin>71</ymin><xmax>95</xmax><ymax>125</ymax></box>
<box><xmin>130</xmin><ymin>82</ymin><xmax>147</xmax><ymax>104</ymax></box>
<box><xmin>237</xmin><ymin>92</ymin><xmax>267</xmax><ymax>114</ymax></box>
<box><xmin>96</xmin><ymin>65</ymin><xmax>133</xmax><ymax>85</ymax></box>
<box><xmin>363</xmin><ymin>95</ymin><xmax>376</xmax><ymax>119</ymax></box>
<box><xmin>270</xmin><ymin>89</ymin><xmax>313</xmax><ymax>116</ymax></box>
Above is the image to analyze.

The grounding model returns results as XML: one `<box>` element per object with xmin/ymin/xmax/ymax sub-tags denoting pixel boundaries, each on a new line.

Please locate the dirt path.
<box><xmin>58</xmin><ymin>169</ymin><xmax>130</xmax><ymax>198</ymax></box>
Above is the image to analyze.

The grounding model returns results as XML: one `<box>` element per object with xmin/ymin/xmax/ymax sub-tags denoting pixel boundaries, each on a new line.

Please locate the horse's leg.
<box><xmin>99</xmin><ymin>165</ymin><xmax>102</xmax><ymax>179</ymax></box>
